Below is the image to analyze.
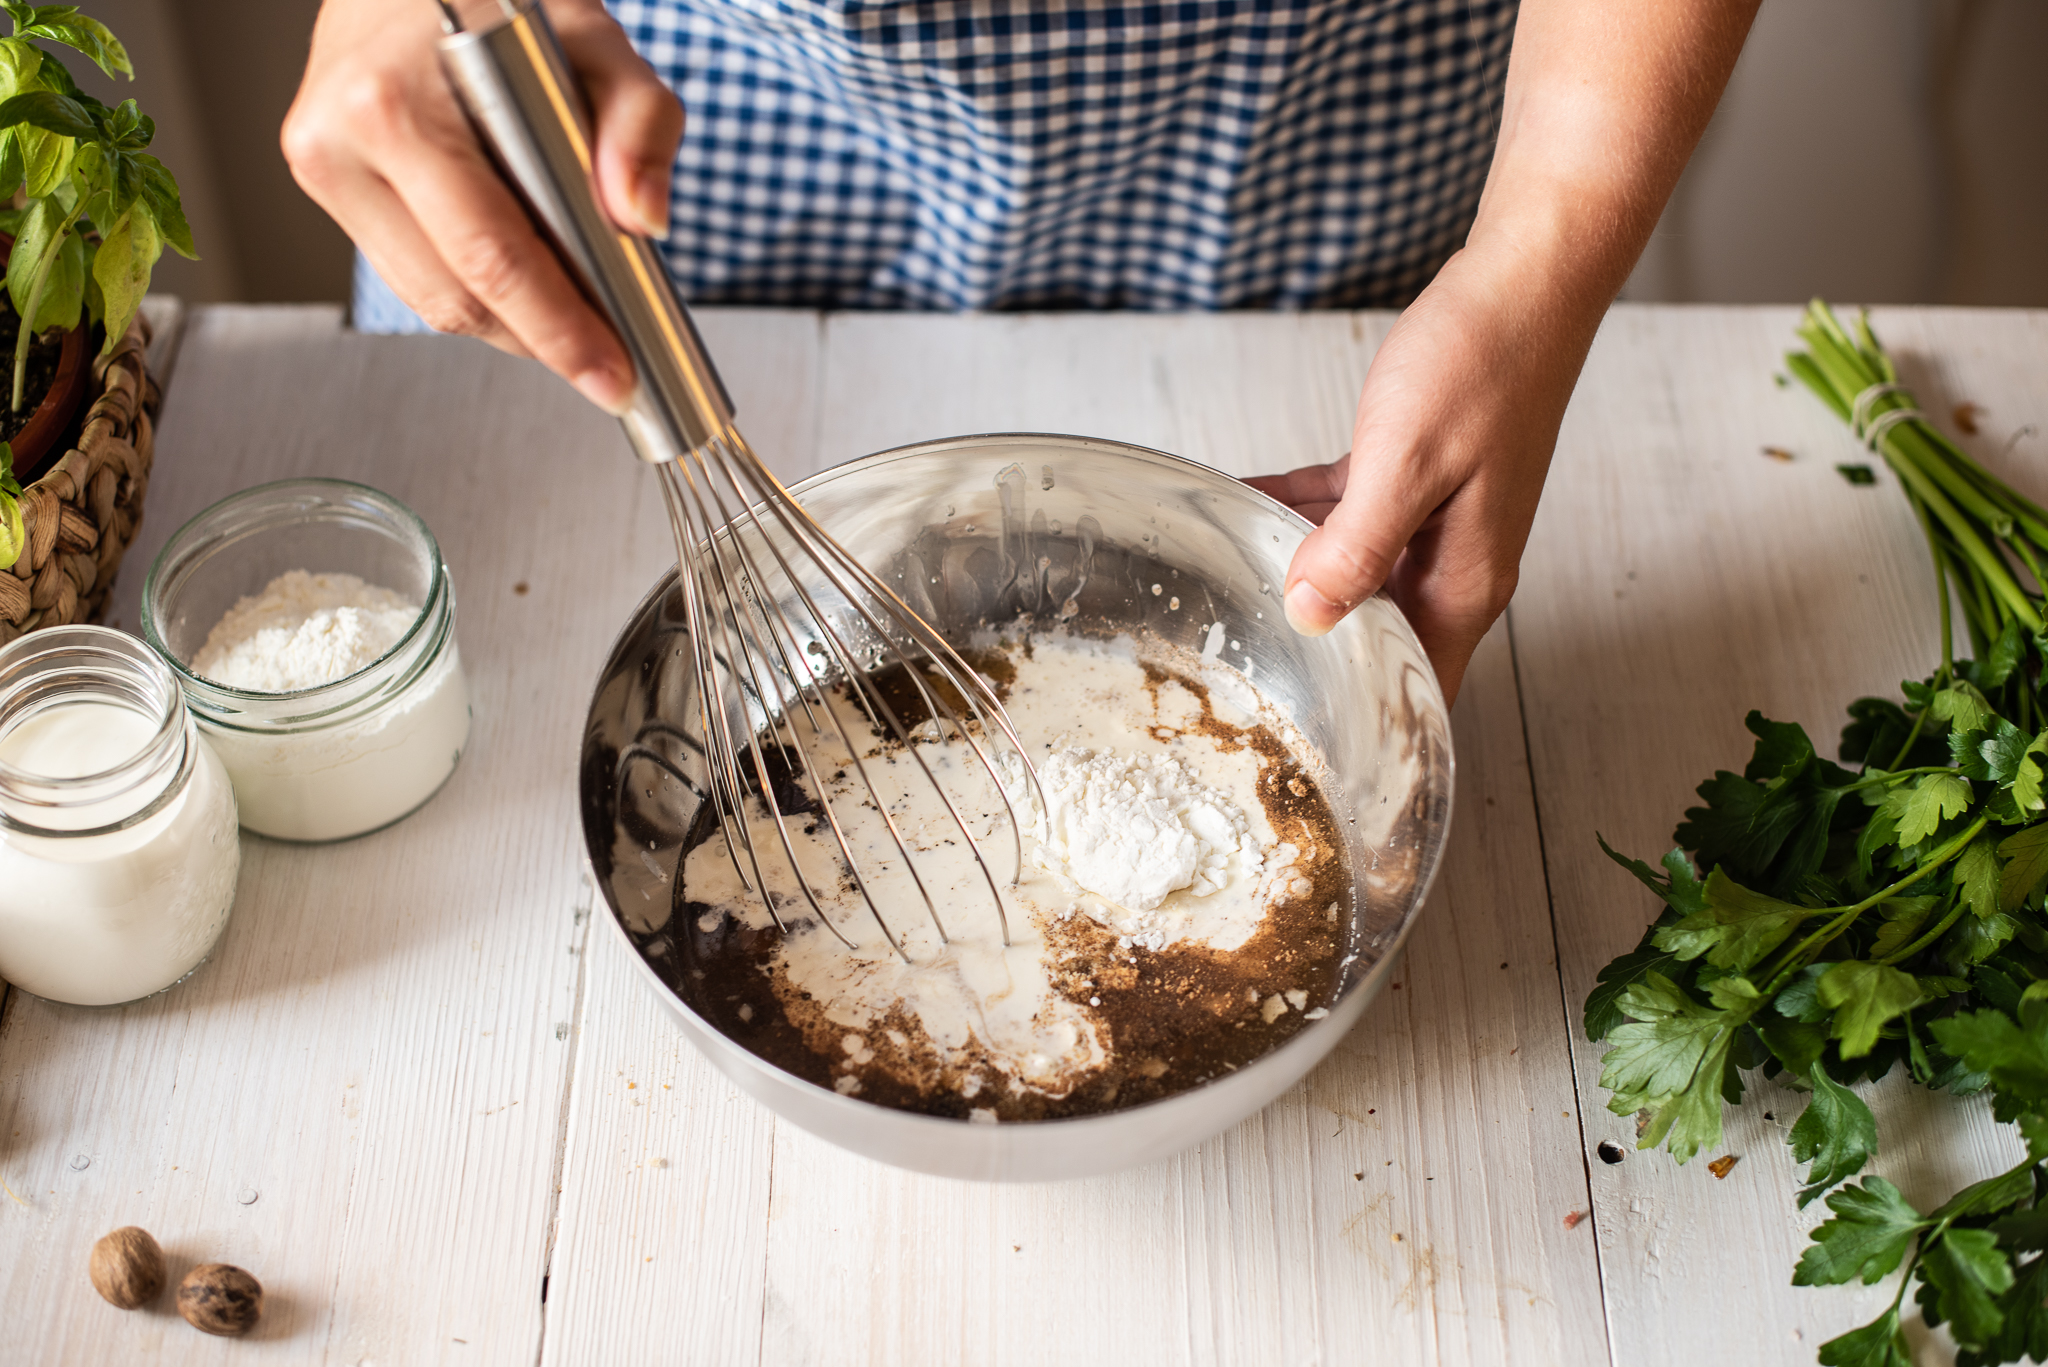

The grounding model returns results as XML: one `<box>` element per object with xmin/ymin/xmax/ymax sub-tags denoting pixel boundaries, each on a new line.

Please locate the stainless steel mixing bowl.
<box><xmin>579</xmin><ymin>433</ymin><xmax>1453</xmax><ymax>1180</ymax></box>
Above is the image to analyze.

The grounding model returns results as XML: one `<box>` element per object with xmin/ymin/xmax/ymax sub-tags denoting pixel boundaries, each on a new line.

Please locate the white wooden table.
<box><xmin>3</xmin><ymin>302</ymin><xmax>2044</xmax><ymax>1364</ymax></box>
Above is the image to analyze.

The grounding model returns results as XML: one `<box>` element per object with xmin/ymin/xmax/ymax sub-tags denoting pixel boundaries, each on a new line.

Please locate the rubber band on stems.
<box><xmin>1851</xmin><ymin>382</ymin><xmax>1923</xmax><ymax>451</ymax></box>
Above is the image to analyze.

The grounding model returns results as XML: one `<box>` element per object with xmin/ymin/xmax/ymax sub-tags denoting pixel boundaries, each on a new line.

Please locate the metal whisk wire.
<box><xmin>656</xmin><ymin>425</ymin><xmax>1039</xmax><ymax>961</ymax></box>
<box><xmin>437</xmin><ymin>0</ymin><xmax>1042</xmax><ymax>961</ymax></box>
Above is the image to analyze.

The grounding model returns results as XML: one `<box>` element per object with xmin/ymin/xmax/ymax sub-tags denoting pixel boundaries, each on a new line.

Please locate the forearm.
<box><xmin>1253</xmin><ymin>0</ymin><xmax>1758</xmax><ymax>698</ymax></box>
<box><xmin>1461</xmin><ymin>0</ymin><xmax>1760</xmax><ymax>337</ymax></box>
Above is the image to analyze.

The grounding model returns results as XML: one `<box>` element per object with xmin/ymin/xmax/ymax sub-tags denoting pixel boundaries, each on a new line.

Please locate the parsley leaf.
<box><xmin>1982</xmin><ymin>618</ymin><xmax>2027</xmax><ymax>690</ymax></box>
<box><xmin>1599</xmin><ymin>972</ymin><xmax>1754</xmax><ymax>1162</ymax></box>
<box><xmin>1582</xmin><ymin>928</ymin><xmax>1685</xmax><ymax>1043</ymax></box>
<box><xmin>1955</xmin><ymin>836</ymin><xmax>2001</xmax><ymax>920</ymax></box>
<box><xmin>1956</xmin><ymin>1253</ymin><xmax>2048</xmax><ymax>1367</ymax></box>
<box><xmin>2014</xmin><ymin>736</ymin><xmax>2048</xmax><ymax>816</ymax></box>
<box><xmin>1841</xmin><ymin>697</ymin><xmax>1911</xmax><ymax>767</ymax></box>
<box><xmin>1788</xmin><ymin>1060</ymin><xmax>1878</xmax><ymax>1206</ymax></box>
<box><xmin>1597</xmin><ymin>837</ymin><xmax>1707</xmax><ymax>916</ymax></box>
<box><xmin>1746</xmin><ymin>711</ymin><xmax>1820</xmax><ymax>780</ymax></box>
<box><xmin>1816</xmin><ymin>1309</ymin><xmax>1912</xmax><ymax>1367</ymax></box>
<box><xmin>1998</xmin><ymin>824</ymin><xmax>2048</xmax><ymax>912</ymax></box>
<box><xmin>1819</xmin><ymin>961</ymin><xmax>1925</xmax><ymax>1058</ymax></box>
<box><xmin>1677</xmin><ymin>770</ymin><xmax>1780</xmax><ymax>884</ymax></box>
<box><xmin>1932</xmin><ymin>1161</ymin><xmax>2038</xmax><ymax>1220</ymax></box>
<box><xmin>1930</xmin><ymin>1008</ymin><xmax>2048</xmax><ymax>1102</ymax></box>
<box><xmin>1881</xmin><ymin>773</ymin><xmax>1974</xmax><ymax>847</ymax></box>
<box><xmin>1917</xmin><ymin>1226</ymin><xmax>2016</xmax><ymax>1348</ymax></box>
<box><xmin>1952</xmin><ymin>718</ymin><xmax>2030</xmax><ymax>784</ymax></box>
<box><xmin>1932</xmin><ymin>682</ymin><xmax>1998</xmax><ymax>737</ymax></box>
<box><xmin>1649</xmin><ymin>864</ymin><xmax>1811</xmax><ymax>969</ymax></box>
<box><xmin>1794</xmin><ymin>1176</ymin><xmax>1931</xmax><ymax>1286</ymax></box>
<box><xmin>1585</xmin><ymin>840</ymin><xmax>1703</xmax><ymax>1040</ymax></box>
<box><xmin>1944</xmin><ymin>910</ymin><xmax>2020</xmax><ymax>973</ymax></box>
<box><xmin>1868</xmin><ymin>896</ymin><xmax>1937</xmax><ymax>961</ymax></box>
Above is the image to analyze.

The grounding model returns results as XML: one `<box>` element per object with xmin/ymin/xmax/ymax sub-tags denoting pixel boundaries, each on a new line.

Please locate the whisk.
<box><xmin>439</xmin><ymin>0</ymin><xmax>1041</xmax><ymax>960</ymax></box>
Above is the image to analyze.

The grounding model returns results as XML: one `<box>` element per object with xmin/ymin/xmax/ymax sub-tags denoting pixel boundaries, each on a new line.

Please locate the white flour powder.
<box><xmin>1013</xmin><ymin>746</ymin><xmax>1263</xmax><ymax>913</ymax></box>
<box><xmin>191</xmin><ymin>571</ymin><xmax>418</xmax><ymax>692</ymax></box>
<box><xmin>182</xmin><ymin>567</ymin><xmax>470</xmax><ymax>841</ymax></box>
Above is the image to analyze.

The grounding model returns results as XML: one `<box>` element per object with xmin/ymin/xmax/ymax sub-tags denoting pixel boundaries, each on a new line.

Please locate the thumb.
<box><xmin>559</xmin><ymin>10</ymin><xmax>685</xmax><ymax>239</ymax></box>
<box><xmin>1280</xmin><ymin>468</ymin><xmax>1436</xmax><ymax>637</ymax></box>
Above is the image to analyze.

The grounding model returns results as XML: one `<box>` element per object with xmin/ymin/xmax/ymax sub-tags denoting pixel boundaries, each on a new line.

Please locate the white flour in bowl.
<box><xmin>673</xmin><ymin>632</ymin><xmax>1350</xmax><ymax>1120</ymax></box>
<box><xmin>1019</xmin><ymin>745</ymin><xmax>1266</xmax><ymax>917</ymax></box>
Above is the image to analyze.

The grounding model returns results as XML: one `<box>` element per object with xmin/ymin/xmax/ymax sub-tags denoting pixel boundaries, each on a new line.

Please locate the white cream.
<box><xmin>681</xmin><ymin>634</ymin><xmax>1313</xmax><ymax>1099</ymax></box>
<box><xmin>0</xmin><ymin>700</ymin><xmax>240</xmax><ymax>1005</ymax></box>
<box><xmin>196</xmin><ymin>642</ymin><xmax>469</xmax><ymax>842</ymax></box>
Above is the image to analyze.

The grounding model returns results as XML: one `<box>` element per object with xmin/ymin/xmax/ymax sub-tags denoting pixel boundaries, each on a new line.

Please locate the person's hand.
<box><xmin>1244</xmin><ymin>247</ymin><xmax>1582</xmax><ymax>706</ymax></box>
<box><xmin>282</xmin><ymin>0</ymin><xmax>683</xmax><ymax>413</ymax></box>
<box><xmin>1248</xmin><ymin>0</ymin><xmax>1757</xmax><ymax>704</ymax></box>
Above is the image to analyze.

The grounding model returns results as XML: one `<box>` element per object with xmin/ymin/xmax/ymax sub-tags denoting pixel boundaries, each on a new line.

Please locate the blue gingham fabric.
<box><xmin>358</xmin><ymin>0</ymin><xmax>1518</xmax><ymax>326</ymax></box>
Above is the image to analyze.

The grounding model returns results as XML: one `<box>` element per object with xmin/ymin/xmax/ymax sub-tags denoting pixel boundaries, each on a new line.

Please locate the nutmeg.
<box><xmin>176</xmin><ymin>1262</ymin><xmax>263</xmax><ymax>1337</ymax></box>
<box><xmin>89</xmin><ymin>1226</ymin><xmax>166</xmax><ymax>1309</ymax></box>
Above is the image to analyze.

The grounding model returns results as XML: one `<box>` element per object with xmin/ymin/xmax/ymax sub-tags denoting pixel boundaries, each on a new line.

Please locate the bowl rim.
<box><xmin>581</xmin><ymin>431</ymin><xmax>1454</xmax><ymax>1139</ymax></box>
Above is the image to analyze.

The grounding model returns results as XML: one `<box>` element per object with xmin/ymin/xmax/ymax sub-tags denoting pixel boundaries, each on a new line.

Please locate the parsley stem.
<box><xmin>1792</xmin><ymin>300</ymin><xmax>2044</xmax><ymax>636</ymax></box>
<box><xmin>1888</xmin><ymin>1247</ymin><xmax>1923</xmax><ymax>1319</ymax></box>
<box><xmin>1889</xmin><ymin>456</ymin><xmax>2041</xmax><ymax>632</ymax></box>
<box><xmin>2006</xmin><ymin>533</ymin><xmax>2048</xmax><ymax>601</ymax></box>
<box><xmin>1844</xmin><ymin>765</ymin><xmax>1956</xmax><ymax>792</ymax></box>
<box><xmin>1759</xmin><ymin>814</ymin><xmax>1990</xmax><ymax>997</ymax></box>
<box><xmin>1876</xmin><ymin>894</ymin><xmax>1968</xmax><ymax>966</ymax></box>
<box><xmin>1880</xmin><ymin>496</ymin><xmax>1953</xmax><ymax>770</ymax></box>
<box><xmin>1885</xmin><ymin>708</ymin><xmax>1933</xmax><ymax>773</ymax></box>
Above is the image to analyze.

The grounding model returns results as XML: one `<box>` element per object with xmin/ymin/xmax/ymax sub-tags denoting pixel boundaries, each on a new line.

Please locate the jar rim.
<box><xmin>0</xmin><ymin>624</ymin><xmax>194</xmax><ymax>835</ymax></box>
<box><xmin>141</xmin><ymin>477</ymin><xmax>448</xmax><ymax>703</ymax></box>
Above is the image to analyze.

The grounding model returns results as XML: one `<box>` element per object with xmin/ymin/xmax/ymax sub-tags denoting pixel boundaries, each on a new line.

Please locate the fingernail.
<box><xmin>635</xmin><ymin>173</ymin><xmax>670</xmax><ymax>239</ymax></box>
<box><xmin>573</xmin><ymin>363</ymin><xmax>635</xmax><ymax>417</ymax></box>
<box><xmin>1284</xmin><ymin>579</ymin><xmax>1342</xmax><ymax>637</ymax></box>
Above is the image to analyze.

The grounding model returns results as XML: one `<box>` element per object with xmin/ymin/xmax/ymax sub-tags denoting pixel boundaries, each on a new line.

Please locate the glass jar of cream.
<box><xmin>143</xmin><ymin>479</ymin><xmax>472</xmax><ymax>843</ymax></box>
<box><xmin>0</xmin><ymin>625</ymin><xmax>241</xmax><ymax>1005</ymax></box>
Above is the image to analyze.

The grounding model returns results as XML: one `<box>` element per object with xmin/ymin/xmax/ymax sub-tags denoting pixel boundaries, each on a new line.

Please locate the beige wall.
<box><xmin>75</xmin><ymin>0</ymin><xmax>348</xmax><ymax>305</ymax></box>
<box><xmin>1625</xmin><ymin>0</ymin><xmax>2047</xmax><ymax>306</ymax></box>
<box><xmin>68</xmin><ymin>0</ymin><xmax>2048</xmax><ymax>309</ymax></box>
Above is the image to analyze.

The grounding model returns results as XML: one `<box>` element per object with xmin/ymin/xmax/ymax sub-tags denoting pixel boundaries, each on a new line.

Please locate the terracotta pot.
<box><xmin>0</xmin><ymin>231</ymin><xmax>92</xmax><ymax>484</ymax></box>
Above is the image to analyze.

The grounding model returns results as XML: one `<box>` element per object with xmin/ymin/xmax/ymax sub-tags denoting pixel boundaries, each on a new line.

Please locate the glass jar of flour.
<box><xmin>143</xmin><ymin>479</ymin><xmax>472</xmax><ymax>842</ymax></box>
<box><xmin>0</xmin><ymin>626</ymin><xmax>240</xmax><ymax>1005</ymax></box>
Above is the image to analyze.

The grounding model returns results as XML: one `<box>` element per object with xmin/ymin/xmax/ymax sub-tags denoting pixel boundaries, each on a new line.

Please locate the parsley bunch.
<box><xmin>1588</xmin><ymin>301</ymin><xmax>2048</xmax><ymax>1367</ymax></box>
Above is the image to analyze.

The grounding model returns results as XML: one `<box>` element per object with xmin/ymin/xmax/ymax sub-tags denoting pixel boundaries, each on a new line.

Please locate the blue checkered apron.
<box><xmin>355</xmin><ymin>0</ymin><xmax>1518</xmax><ymax>326</ymax></box>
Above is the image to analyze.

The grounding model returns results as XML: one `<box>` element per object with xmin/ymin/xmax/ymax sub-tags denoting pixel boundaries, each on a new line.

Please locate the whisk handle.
<box><xmin>438</xmin><ymin>0</ymin><xmax>734</xmax><ymax>464</ymax></box>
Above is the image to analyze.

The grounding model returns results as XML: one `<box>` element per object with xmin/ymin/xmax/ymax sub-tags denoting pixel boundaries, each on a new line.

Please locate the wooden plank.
<box><xmin>724</xmin><ymin>313</ymin><xmax>1605</xmax><ymax>1366</ymax></box>
<box><xmin>534</xmin><ymin>308</ymin><xmax>821</xmax><ymax>1366</ymax></box>
<box><xmin>0</xmin><ymin>304</ymin><xmax>814</xmax><ymax>1362</ymax></box>
<box><xmin>744</xmin><ymin>619</ymin><xmax>1603</xmax><ymax>1367</ymax></box>
<box><xmin>536</xmin><ymin>924</ymin><xmax>779</xmax><ymax>1367</ymax></box>
<box><xmin>1514</xmin><ymin>304</ymin><xmax>2048</xmax><ymax>1363</ymax></box>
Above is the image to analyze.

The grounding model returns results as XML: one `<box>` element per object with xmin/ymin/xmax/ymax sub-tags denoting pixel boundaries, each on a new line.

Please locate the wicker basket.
<box><xmin>0</xmin><ymin>313</ymin><xmax>157</xmax><ymax>648</ymax></box>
